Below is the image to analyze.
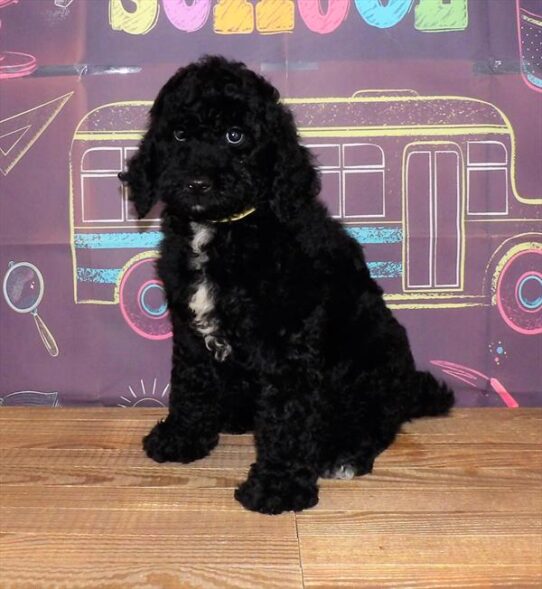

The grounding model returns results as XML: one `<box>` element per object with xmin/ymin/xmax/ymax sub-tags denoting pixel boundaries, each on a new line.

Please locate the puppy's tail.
<box><xmin>407</xmin><ymin>371</ymin><xmax>455</xmax><ymax>419</ymax></box>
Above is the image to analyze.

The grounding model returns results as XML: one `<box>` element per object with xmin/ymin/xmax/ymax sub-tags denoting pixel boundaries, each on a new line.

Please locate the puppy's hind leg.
<box><xmin>319</xmin><ymin>369</ymin><xmax>410</xmax><ymax>480</ymax></box>
<box><xmin>320</xmin><ymin>445</ymin><xmax>387</xmax><ymax>480</ymax></box>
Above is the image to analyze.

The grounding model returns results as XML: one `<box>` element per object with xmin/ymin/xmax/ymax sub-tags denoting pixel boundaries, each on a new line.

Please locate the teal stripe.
<box><xmin>368</xmin><ymin>261</ymin><xmax>402</xmax><ymax>278</ymax></box>
<box><xmin>526</xmin><ymin>70</ymin><xmax>542</xmax><ymax>89</ymax></box>
<box><xmin>74</xmin><ymin>232</ymin><xmax>162</xmax><ymax>249</ymax></box>
<box><xmin>77</xmin><ymin>262</ymin><xmax>401</xmax><ymax>284</ymax></box>
<box><xmin>76</xmin><ymin>228</ymin><xmax>399</xmax><ymax>248</ymax></box>
<box><xmin>346</xmin><ymin>226</ymin><xmax>402</xmax><ymax>244</ymax></box>
<box><xmin>77</xmin><ymin>267</ymin><xmax>121</xmax><ymax>284</ymax></box>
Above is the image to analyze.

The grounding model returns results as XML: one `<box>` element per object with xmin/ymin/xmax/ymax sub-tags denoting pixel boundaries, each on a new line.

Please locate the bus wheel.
<box><xmin>118</xmin><ymin>255</ymin><xmax>172</xmax><ymax>340</ymax></box>
<box><xmin>496</xmin><ymin>247</ymin><xmax>542</xmax><ymax>335</ymax></box>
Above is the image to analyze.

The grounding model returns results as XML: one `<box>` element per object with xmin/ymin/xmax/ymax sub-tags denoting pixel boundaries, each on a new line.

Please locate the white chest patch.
<box><xmin>188</xmin><ymin>222</ymin><xmax>232</xmax><ymax>361</ymax></box>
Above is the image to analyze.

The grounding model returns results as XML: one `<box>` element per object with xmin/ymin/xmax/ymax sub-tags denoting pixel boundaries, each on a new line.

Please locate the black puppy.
<box><xmin>120</xmin><ymin>56</ymin><xmax>454</xmax><ymax>514</ymax></box>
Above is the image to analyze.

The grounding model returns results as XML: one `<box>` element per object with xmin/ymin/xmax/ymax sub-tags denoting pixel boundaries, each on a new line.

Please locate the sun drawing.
<box><xmin>117</xmin><ymin>378</ymin><xmax>169</xmax><ymax>407</ymax></box>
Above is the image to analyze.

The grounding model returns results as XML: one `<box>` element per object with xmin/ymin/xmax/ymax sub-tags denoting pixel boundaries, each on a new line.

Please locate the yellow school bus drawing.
<box><xmin>70</xmin><ymin>91</ymin><xmax>541</xmax><ymax>338</ymax></box>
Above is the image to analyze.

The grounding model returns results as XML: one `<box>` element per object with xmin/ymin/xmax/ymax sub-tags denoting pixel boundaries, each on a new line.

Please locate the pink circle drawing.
<box><xmin>496</xmin><ymin>248</ymin><xmax>542</xmax><ymax>335</ymax></box>
<box><xmin>119</xmin><ymin>258</ymin><xmax>172</xmax><ymax>340</ymax></box>
<box><xmin>0</xmin><ymin>51</ymin><xmax>37</xmax><ymax>79</ymax></box>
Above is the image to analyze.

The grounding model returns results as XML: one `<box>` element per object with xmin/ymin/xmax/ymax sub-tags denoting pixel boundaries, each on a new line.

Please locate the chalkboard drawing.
<box><xmin>291</xmin><ymin>90</ymin><xmax>541</xmax><ymax>335</ymax></box>
<box><xmin>517</xmin><ymin>0</ymin><xmax>542</xmax><ymax>92</ymax></box>
<box><xmin>430</xmin><ymin>360</ymin><xmax>518</xmax><ymax>408</ymax></box>
<box><xmin>0</xmin><ymin>391</ymin><xmax>61</xmax><ymax>406</ymax></box>
<box><xmin>214</xmin><ymin>0</ymin><xmax>254</xmax><ymax>34</ymax></box>
<box><xmin>109</xmin><ymin>0</ymin><xmax>160</xmax><ymax>35</ymax></box>
<box><xmin>117</xmin><ymin>378</ymin><xmax>169</xmax><ymax>407</ymax></box>
<box><xmin>0</xmin><ymin>93</ymin><xmax>72</xmax><ymax>176</ymax></box>
<box><xmin>70</xmin><ymin>93</ymin><xmax>541</xmax><ymax>338</ymax></box>
<box><xmin>70</xmin><ymin>103</ymin><xmax>171</xmax><ymax>340</ymax></box>
<box><xmin>0</xmin><ymin>0</ymin><xmax>37</xmax><ymax>79</ymax></box>
<box><xmin>3</xmin><ymin>261</ymin><xmax>60</xmax><ymax>356</ymax></box>
<box><xmin>415</xmin><ymin>0</ymin><xmax>468</xmax><ymax>32</ymax></box>
<box><xmin>256</xmin><ymin>0</ymin><xmax>294</xmax><ymax>34</ymax></box>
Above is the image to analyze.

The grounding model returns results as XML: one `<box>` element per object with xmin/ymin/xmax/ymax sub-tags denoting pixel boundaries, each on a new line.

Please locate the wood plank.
<box><xmin>3</xmin><ymin>506</ymin><xmax>539</xmax><ymax>538</ymax></box>
<box><xmin>0</xmin><ymin>407</ymin><xmax>539</xmax><ymax>426</ymax></box>
<box><xmin>0</xmin><ymin>506</ymin><xmax>295</xmax><ymax>537</ymax></box>
<box><xmin>0</xmin><ymin>464</ymin><xmax>247</xmax><ymax>489</ymax></box>
<box><xmin>0</xmin><ymin>407</ymin><xmax>168</xmax><ymax>421</ymax></box>
<box><xmin>0</xmin><ymin>420</ymin><xmax>254</xmax><ymax>450</ymax></box>
<box><xmin>302</xmin><ymin>565</ymin><xmax>542</xmax><ymax>588</ymax></box>
<box><xmin>3</xmin><ymin>485</ymin><xmax>540</xmax><ymax>515</ymax></box>
<box><xmin>0</xmin><ymin>532</ymin><xmax>301</xmax><ymax>567</ymax></box>
<box><xmin>0</xmin><ymin>563</ymin><xmax>302</xmax><ymax>589</ymax></box>
<box><xmin>296</xmin><ymin>511</ymin><xmax>541</xmax><ymax>536</ymax></box>
<box><xmin>298</xmin><ymin>534</ymin><xmax>541</xmax><ymax>566</ymax></box>
<box><xmin>0</xmin><ymin>447</ymin><xmax>250</xmax><ymax>468</ymax></box>
<box><xmin>318</xmin><ymin>466</ymin><xmax>542</xmax><ymax>490</ymax></box>
<box><xmin>1</xmin><ymin>426</ymin><xmax>539</xmax><ymax>469</ymax></box>
<box><xmin>1</xmin><ymin>408</ymin><xmax>540</xmax><ymax>442</ymax></box>
<box><xmin>402</xmin><ymin>410</ymin><xmax>542</xmax><ymax>441</ymax></box>
<box><xmin>303</xmin><ymin>487</ymin><xmax>542</xmax><ymax>514</ymax></box>
<box><xmin>0</xmin><ymin>486</ymin><xmax>242</xmax><ymax>510</ymax></box>
<box><xmin>3</xmin><ymin>446</ymin><xmax>540</xmax><ymax>489</ymax></box>
<box><xmin>4</xmin><ymin>464</ymin><xmax>541</xmax><ymax>492</ymax></box>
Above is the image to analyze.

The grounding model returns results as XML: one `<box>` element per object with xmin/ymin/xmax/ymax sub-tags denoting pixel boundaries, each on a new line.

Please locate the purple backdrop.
<box><xmin>1</xmin><ymin>0</ymin><xmax>541</xmax><ymax>408</ymax></box>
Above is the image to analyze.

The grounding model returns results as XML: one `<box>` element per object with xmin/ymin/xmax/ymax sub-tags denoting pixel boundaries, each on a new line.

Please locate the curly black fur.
<box><xmin>120</xmin><ymin>56</ymin><xmax>454</xmax><ymax>514</ymax></box>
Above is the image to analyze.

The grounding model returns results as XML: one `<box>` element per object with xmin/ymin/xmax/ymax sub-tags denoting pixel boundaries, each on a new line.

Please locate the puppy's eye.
<box><xmin>225</xmin><ymin>128</ymin><xmax>244</xmax><ymax>145</ymax></box>
<box><xmin>173</xmin><ymin>130</ymin><xmax>186</xmax><ymax>142</ymax></box>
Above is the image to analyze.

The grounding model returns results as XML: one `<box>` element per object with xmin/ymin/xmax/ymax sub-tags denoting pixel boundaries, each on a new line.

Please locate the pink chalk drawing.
<box><xmin>431</xmin><ymin>360</ymin><xmax>519</xmax><ymax>408</ymax></box>
<box><xmin>118</xmin><ymin>256</ymin><xmax>172</xmax><ymax>340</ymax></box>
<box><xmin>298</xmin><ymin>0</ymin><xmax>350</xmax><ymax>34</ymax></box>
<box><xmin>0</xmin><ymin>0</ymin><xmax>38</xmax><ymax>79</ymax></box>
<box><xmin>517</xmin><ymin>0</ymin><xmax>542</xmax><ymax>92</ymax></box>
<box><xmin>496</xmin><ymin>248</ymin><xmax>542</xmax><ymax>335</ymax></box>
<box><xmin>163</xmin><ymin>0</ymin><xmax>211</xmax><ymax>33</ymax></box>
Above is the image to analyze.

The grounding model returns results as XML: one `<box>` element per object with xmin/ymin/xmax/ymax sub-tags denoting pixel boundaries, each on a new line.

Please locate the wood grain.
<box><xmin>0</xmin><ymin>407</ymin><xmax>541</xmax><ymax>588</ymax></box>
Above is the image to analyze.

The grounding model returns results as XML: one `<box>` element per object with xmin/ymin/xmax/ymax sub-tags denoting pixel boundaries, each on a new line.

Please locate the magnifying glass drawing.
<box><xmin>3</xmin><ymin>261</ymin><xmax>60</xmax><ymax>357</ymax></box>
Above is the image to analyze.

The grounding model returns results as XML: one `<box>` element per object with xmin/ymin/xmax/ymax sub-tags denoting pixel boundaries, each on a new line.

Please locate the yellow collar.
<box><xmin>210</xmin><ymin>207</ymin><xmax>256</xmax><ymax>224</ymax></box>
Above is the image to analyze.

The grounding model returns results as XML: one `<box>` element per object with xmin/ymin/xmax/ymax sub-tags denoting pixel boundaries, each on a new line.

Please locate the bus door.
<box><xmin>403</xmin><ymin>142</ymin><xmax>464</xmax><ymax>291</ymax></box>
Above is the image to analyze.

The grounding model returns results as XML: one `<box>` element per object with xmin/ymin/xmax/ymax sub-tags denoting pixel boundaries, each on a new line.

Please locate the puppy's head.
<box><xmin>120</xmin><ymin>55</ymin><xmax>318</xmax><ymax>222</ymax></box>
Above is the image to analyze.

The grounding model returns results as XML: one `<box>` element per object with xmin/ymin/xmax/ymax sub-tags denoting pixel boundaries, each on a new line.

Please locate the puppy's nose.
<box><xmin>185</xmin><ymin>177</ymin><xmax>213</xmax><ymax>194</ymax></box>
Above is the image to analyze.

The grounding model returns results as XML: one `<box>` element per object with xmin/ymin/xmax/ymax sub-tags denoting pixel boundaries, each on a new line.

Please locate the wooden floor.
<box><xmin>0</xmin><ymin>408</ymin><xmax>541</xmax><ymax>588</ymax></box>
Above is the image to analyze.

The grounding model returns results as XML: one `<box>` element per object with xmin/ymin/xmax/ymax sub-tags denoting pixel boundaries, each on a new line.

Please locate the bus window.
<box><xmin>81</xmin><ymin>147</ymin><xmax>124</xmax><ymax>223</ymax></box>
<box><xmin>307</xmin><ymin>143</ymin><xmax>341</xmax><ymax>218</ymax></box>
<box><xmin>343</xmin><ymin>144</ymin><xmax>385</xmax><ymax>218</ymax></box>
<box><xmin>467</xmin><ymin>141</ymin><xmax>508</xmax><ymax>215</ymax></box>
<box><xmin>124</xmin><ymin>147</ymin><xmax>139</xmax><ymax>221</ymax></box>
<box><xmin>82</xmin><ymin>147</ymin><xmax>123</xmax><ymax>172</ymax></box>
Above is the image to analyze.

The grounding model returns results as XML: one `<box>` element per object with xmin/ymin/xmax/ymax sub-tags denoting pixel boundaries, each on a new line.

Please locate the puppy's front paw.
<box><xmin>143</xmin><ymin>419</ymin><xmax>218</xmax><ymax>464</ymax></box>
<box><xmin>234</xmin><ymin>465</ymin><xmax>319</xmax><ymax>514</ymax></box>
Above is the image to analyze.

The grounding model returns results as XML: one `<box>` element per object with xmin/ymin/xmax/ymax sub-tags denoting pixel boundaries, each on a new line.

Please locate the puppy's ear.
<box><xmin>118</xmin><ymin>66</ymin><xmax>192</xmax><ymax>218</ymax></box>
<box><xmin>119</xmin><ymin>73</ymin><xmax>180</xmax><ymax>219</ymax></box>
<box><xmin>267</xmin><ymin>106</ymin><xmax>320</xmax><ymax>221</ymax></box>
<box><xmin>119</xmin><ymin>130</ymin><xmax>158</xmax><ymax>219</ymax></box>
